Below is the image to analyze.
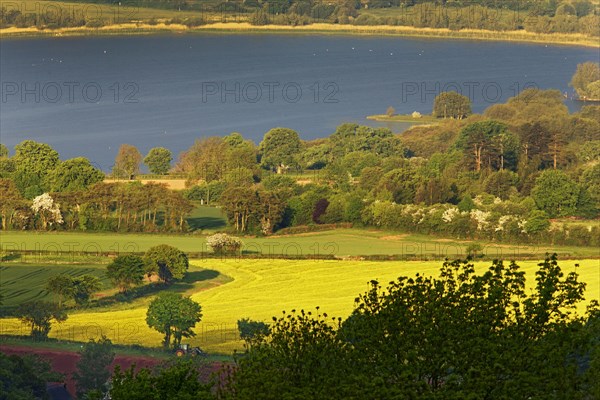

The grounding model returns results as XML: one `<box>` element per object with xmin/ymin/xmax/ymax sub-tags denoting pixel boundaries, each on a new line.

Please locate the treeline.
<box><xmin>2</xmin><ymin>0</ymin><xmax>599</xmax><ymax>37</ymax></box>
<box><xmin>1</xmin><ymin>84</ymin><xmax>599</xmax><ymax>242</ymax></box>
<box><xmin>175</xmin><ymin>91</ymin><xmax>598</xmax><ymax>246</ymax></box>
<box><xmin>247</xmin><ymin>0</ymin><xmax>600</xmax><ymax>37</ymax></box>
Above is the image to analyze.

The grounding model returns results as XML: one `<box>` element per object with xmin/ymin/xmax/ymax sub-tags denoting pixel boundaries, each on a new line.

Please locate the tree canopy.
<box><xmin>222</xmin><ymin>255</ymin><xmax>599</xmax><ymax>399</ymax></box>
<box><xmin>106</xmin><ymin>254</ymin><xmax>146</xmax><ymax>292</ymax></box>
<box><xmin>259</xmin><ymin>127</ymin><xmax>302</xmax><ymax>173</ymax></box>
<box><xmin>433</xmin><ymin>91</ymin><xmax>472</xmax><ymax>119</ymax></box>
<box><xmin>144</xmin><ymin>245</ymin><xmax>189</xmax><ymax>283</ymax></box>
<box><xmin>49</xmin><ymin>157</ymin><xmax>104</xmax><ymax>192</ymax></box>
<box><xmin>144</xmin><ymin>147</ymin><xmax>172</xmax><ymax>175</ymax></box>
<box><xmin>146</xmin><ymin>292</ymin><xmax>203</xmax><ymax>348</ymax></box>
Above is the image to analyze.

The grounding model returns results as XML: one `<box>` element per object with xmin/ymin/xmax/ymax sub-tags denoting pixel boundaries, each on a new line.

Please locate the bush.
<box><xmin>207</xmin><ymin>233</ymin><xmax>242</xmax><ymax>254</ymax></box>
<box><xmin>238</xmin><ymin>318</ymin><xmax>270</xmax><ymax>343</ymax></box>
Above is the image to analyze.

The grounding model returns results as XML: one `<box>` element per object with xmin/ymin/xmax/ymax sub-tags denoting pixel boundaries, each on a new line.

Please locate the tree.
<box><xmin>531</xmin><ymin>170</ymin><xmax>580</xmax><ymax>217</ymax></box>
<box><xmin>146</xmin><ymin>293</ymin><xmax>202</xmax><ymax>348</ymax></box>
<box><xmin>144</xmin><ymin>147</ymin><xmax>172</xmax><ymax>175</ymax></box>
<box><xmin>0</xmin><ymin>178</ymin><xmax>25</xmax><ymax>230</ymax></box>
<box><xmin>0</xmin><ymin>143</ymin><xmax>8</xmax><ymax>157</ymax></box>
<box><xmin>46</xmin><ymin>274</ymin><xmax>101</xmax><ymax>306</ymax></box>
<box><xmin>219</xmin><ymin>186</ymin><xmax>260</xmax><ymax>233</ymax></box>
<box><xmin>109</xmin><ymin>360</ymin><xmax>213</xmax><ymax>400</ymax></box>
<box><xmin>433</xmin><ymin>91</ymin><xmax>472</xmax><ymax>119</ymax></box>
<box><xmin>71</xmin><ymin>275</ymin><xmax>102</xmax><ymax>305</ymax></box>
<box><xmin>31</xmin><ymin>193</ymin><xmax>63</xmax><ymax>230</ymax></box>
<box><xmin>483</xmin><ymin>170</ymin><xmax>518</xmax><ymax>199</ymax></box>
<box><xmin>73</xmin><ymin>335</ymin><xmax>115</xmax><ymax>399</ymax></box>
<box><xmin>224</xmin><ymin>256</ymin><xmax>594</xmax><ymax>399</ymax></box>
<box><xmin>49</xmin><ymin>157</ymin><xmax>104</xmax><ymax>192</ymax></box>
<box><xmin>46</xmin><ymin>274</ymin><xmax>74</xmax><ymax>308</ymax></box>
<box><xmin>175</xmin><ymin>137</ymin><xmax>227</xmax><ymax>182</ymax></box>
<box><xmin>455</xmin><ymin>120</ymin><xmax>508</xmax><ymax>172</ymax></box>
<box><xmin>386</xmin><ymin>106</ymin><xmax>395</xmax><ymax>117</ymax></box>
<box><xmin>17</xmin><ymin>301</ymin><xmax>67</xmax><ymax>339</ymax></box>
<box><xmin>223</xmin><ymin>308</ymin><xmax>352</xmax><ymax>400</ymax></box>
<box><xmin>13</xmin><ymin>140</ymin><xmax>59</xmax><ymax>177</ymax></box>
<box><xmin>237</xmin><ymin>318</ymin><xmax>270</xmax><ymax>344</ymax></box>
<box><xmin>106</xmin><ymin>255</ymin><xmax>146</xmax><ymax>293</ymax></box>
<box><xmin>570</xmin><ymin>62</ymin><xmax>600</xmax><ymax>100</ymax></box>
<box><xmin>375</xmin><ymin>167</ymin><xmax>419</xmax><ymax>204</ymax></box>
<box><xmin>113</xmin><ymin>144</ymin><xmax>142</xmax><ymax>179</ymax></box>
<box><xmin>0</xmin><ymin>353</ymin><xmax>64</xmax><ymax>400</ymax></box>
<box><xmin>144</xmin><ymin>245</ymin><xmax>189</xmax><ymax>283</ymax></box>
<box><xmin>259</xmin><ymin>127</ymin><xmax>302</xmax><ymax>173</ymax></box>
<box><xmin>524</xmin><ymin>209</ymin><xmax>550</xmax><ymax>235</ymax></box>
<box><xmin>256</xmin><ymin>188</ymin><xmax>288</xmax><ymax>234</ymax></box>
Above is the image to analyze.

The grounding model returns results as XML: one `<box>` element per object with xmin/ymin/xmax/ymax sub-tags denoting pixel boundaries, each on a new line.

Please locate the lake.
<box><xmin>0</xmin><ymin>34</ymin><xmax>597</xmax><ymax>170</ymax></box>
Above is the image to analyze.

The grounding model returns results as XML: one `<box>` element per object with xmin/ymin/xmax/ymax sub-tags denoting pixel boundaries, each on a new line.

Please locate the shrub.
<box><xmin>207</xmin><ymin>233</ymin><xmax>242</xmax><ymax>254</ymax></box>
<box><xmin>238</xmin><ymin>318</ymin><xmax>270</xmax><ymax>343</ymax></box>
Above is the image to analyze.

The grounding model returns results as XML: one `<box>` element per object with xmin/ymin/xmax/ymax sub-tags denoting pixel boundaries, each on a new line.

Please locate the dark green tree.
<box><xmin>259</xmin><ymin>127</ymin><xmax>302</xmax><ymax>173</ymax></box>
<box><xmin>146</xmin><ymin>292</ymin><xmax>203</xmax><ymax>348</ymax></box>
<box><xmin>144</xmin><ymin>245</ymin><xmax>189</xmax><ymax>283</ymax></box>
<box><xmin>432</xmin><ymin>91</ymin><xmax>472</xmax><ymax>119</ymax></box>
<box><xmin>531</xmin><ymin>169</ymin><xmax>580</xmax><ymax>217</ymax></box>
<box><xmin>17</xmin><ymin>301</ymin><xmax>67</xmax><ymax>339</ymax></box>
<box><xmin>49</xmin><ymin>157</ymin><xmax>104</xmax><ymax>192</ymax></box>
<box><xmin>0</xmin><ymin>353</ymin><xmax>64</xmax><ymax>400</ymax></box>
<box><xmin>72</xmin><ymin>335</ymin><xmax>115</xmax><ymax>399</ymax></box>
<box><xmin>110</xmin><ymin>359</ymin><xmax>213</xmax><ymax>400</ymax></box>
<box><xmin>13</xmin><ymin>140</ymin><xmax>59</xmax><ymax>177</ymax></box>
<box><xmin>455</xmin><ymin>120</ymin><xmax>509</xmax><ymax>172</ymax></box>
<box><xmin>106</xmin><ymin>255</ymin><xmax>146</xmax><ymax>293</ymax></box>
<box><xmin>71</xmin><ymin>275</ymin><xmax>102</xmax><ymax>305</ymax></box>
<box><xmin>46</xmin><ymin>274</ymin><xmax>74</xmax><ymax>307</ymax></box>
<box><xmin>237</xmin><ymin>318</ymin><xmax>270</xmax><ymax>345</ymax></box>
<box><xmin>144</xmin><ymin>147</ymin><xmax>172</xmax><ymax>175</ymax></box>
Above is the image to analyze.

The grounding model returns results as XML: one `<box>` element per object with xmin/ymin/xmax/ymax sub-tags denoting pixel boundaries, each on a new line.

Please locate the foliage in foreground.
<box><xmin>110</xmin><ymin>359</ymin><xmax>213</xmax><ymax>400</ymax></box>
<box><xmin>220</xmin><ymin>255</ymin><xmax>599</xmax><ymax>399</ymax></box>
<box><xmin>0</xmin><ymin>352</ymin><xmax>64</xmax><ymax>400</ymax></box>
<box><xmin>73</xmin><ymin>335</ymin><xmax>116</xmax><ymax>400</ymax></box>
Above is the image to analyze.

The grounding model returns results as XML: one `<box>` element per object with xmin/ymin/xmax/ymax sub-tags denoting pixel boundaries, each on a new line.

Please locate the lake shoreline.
<box><xmin>1</xmin><ymin>22</ymin><xmax>598</xmax><ymax>48</ymax></box>
<box><xmin>367</xmin><ymin>114</ymin><xmax>440</xmax><ymax>124</ymax></box>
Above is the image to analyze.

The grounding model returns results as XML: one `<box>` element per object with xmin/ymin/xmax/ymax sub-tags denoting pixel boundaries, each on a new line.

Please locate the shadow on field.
<box><xmin>187</xmin><ymin>216</ymin><xmax>227</xmax><ymax>231</ymax></box>
<box><xmin>92</xmin><ymin>269</ymin><xmax>221</xmax><ymax>308</ymax></box>
<box><xmin>181</xmin><ymin>270</ymin><xmax>220</xmax><ymax>283</ymax></box>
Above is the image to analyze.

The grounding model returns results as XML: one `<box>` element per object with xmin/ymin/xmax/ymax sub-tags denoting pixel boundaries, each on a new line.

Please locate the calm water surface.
<box><xmin>0</xmin><ymin>34</ymin><xmax>597</xmax><ymax>170</ymax></box>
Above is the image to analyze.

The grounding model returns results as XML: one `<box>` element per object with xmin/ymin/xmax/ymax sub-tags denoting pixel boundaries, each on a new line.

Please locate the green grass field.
<box><xmin>186</xmin><ymin>205</ymin><xmax>227</xmax><ymax>232</ymax></box>
<box><xmin>1</xmin><ymin>257</ymin><xmax>598</xmax><ymax>354</ymax></box>
<box><xmin>2</xmin><ymin>228</ymin><xmax>598</xmax><ymax>258</ymax></box>
<box><xmin>0</xmin><ymin>264</ymin><xmax>112</xmax><ymax>306</ymax></box>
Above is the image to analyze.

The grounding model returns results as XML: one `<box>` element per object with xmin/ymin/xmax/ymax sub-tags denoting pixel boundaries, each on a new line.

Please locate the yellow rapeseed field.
<box><xmin>1</xmin><ymin>258</ymin><xmax>598</xmax><ymax>354</ymax></box>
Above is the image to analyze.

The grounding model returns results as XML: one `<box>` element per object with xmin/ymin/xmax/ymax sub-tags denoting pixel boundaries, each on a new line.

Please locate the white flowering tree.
<box><xmin>31</xmin><ymin>193</ymin><xmax>63</xmax><ymax>230</ymax></box>
<box><xmin>206</xmin><ymin>233</ymin><xmax>242</xmax><ymax>255</ymax></box>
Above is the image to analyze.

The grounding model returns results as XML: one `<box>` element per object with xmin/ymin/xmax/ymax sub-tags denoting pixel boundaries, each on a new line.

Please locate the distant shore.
<box><xmin>367</xmin><ymin>114</ymin><xmax>441</xmax><ymax>124</ymax></box>
<box><xmin>1</xmin><ymin>22</ymin><xmax>599</xmax><ymax>48</ymax></box>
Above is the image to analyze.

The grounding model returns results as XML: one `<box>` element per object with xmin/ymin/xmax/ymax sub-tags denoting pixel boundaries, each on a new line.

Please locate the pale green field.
<box><xmin>2</xmin><ymin>229</ymin><xmax>598</xmax><ymax>258</ymax></box>
<box><xmin>1</xmin><ymin>258</ymin><xmax>598</xmax><ymax>354</ymax></box>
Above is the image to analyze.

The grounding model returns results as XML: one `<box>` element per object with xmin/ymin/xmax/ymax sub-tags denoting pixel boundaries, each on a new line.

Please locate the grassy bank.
<box><xmin>367</xmin><ymin>113</ymin><xmax>441</xmax><ymax>124</ymax></box>
<box><xmin>2</xmin><ymin>22</ymin><xmax>598</xmax><ymax>47</ymax></box>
